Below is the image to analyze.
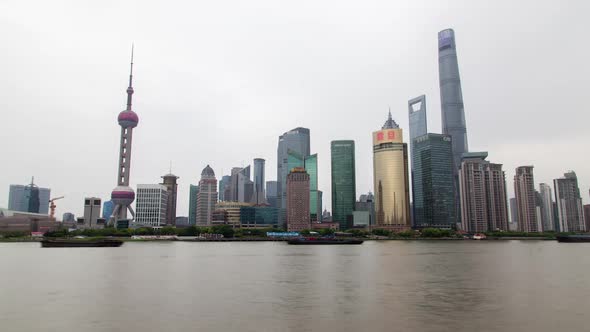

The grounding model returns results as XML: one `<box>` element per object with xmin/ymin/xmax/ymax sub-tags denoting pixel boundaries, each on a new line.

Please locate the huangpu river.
<box><xmin>1</xmin><ymin>240</ymin><xmax>589</xmax><ymax>331</ymax></box>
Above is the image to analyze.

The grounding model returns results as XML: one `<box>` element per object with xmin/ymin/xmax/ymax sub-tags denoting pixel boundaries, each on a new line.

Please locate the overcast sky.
<box><xmin>1</xmin><ymin>0</ymin><xmax>589</xmax><ymax>218</ymax></box>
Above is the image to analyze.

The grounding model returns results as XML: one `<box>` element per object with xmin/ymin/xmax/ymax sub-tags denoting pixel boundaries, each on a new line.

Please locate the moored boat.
<box><xmin>287</xmin><ymin>237</ymin><xmax>364</xmax><ymax>245</ymax></box>
<box><xmin>556</xmin><ymin>235</ymin><xmax>590</xmax><ymax>243</ymax></box>
<box><xmin>41</xmin><ymin>238</ymin><xmax>124</xmax><ymax>248</ymax></box>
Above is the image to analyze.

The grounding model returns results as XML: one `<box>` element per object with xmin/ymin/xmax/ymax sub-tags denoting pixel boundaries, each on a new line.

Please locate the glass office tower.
<box><xmin>331</xmin><ymin>140</ymin><xmax>356</xmax><ymax>230</ymax></box>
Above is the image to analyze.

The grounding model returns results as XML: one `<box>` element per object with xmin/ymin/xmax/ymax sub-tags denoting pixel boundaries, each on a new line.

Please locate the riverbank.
<box><xmin>0</xmin><ymin>236</ymin><xmax>558</xmax><ymax>243</ymax></box>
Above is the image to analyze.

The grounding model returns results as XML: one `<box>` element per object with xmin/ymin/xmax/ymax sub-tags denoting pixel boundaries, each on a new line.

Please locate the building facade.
<box><xmin>554</xmin><ymin>171</ymin><xmax>585</xmax><ymax>232</ymax></box>
<box><xmin>135</xmin><ymin>185</ymin><xmax>168</xmax><ymax>227</ymax></box>
<box><xmin>83</xmin><ymin>197</ymin><xmax>102</xmax><ymax>228</ymax></box>
<box><xmin>196</xmin><ymin>165</ymin><xmax>218</xmax><ymax>226</ymax></box>
<box><xmin>8</xmin><ymin>181</ymin><xmax>50</xmax><ymax>215</ymax></box>
<box><xmin>160</xmin><ymin>173</ymin><xmax>179</xmax><ymax>225</ymax></box>
<box><xmin>240</xmin><ymin>206</ymin><xmax>279</xmax><ymax>228</ymax></box>
<box><xmin>286</xmin><ymin>167</ymin><xmax>310</xmax><ymax>232</ymax></box>
<box><xmin>539</xmin><ymin>183</ymin><xmax>555</xmax><ymax>232</ymax></box>
<box><xmin>514</xmin><ymin>166</ymin><xmax>539</xmax><ymax>232</ymax></box>
<box><xmin>102</xmin><ymin>200</ymin><xmax>114</xmax><ymax>221</ymax></box>
<box><xmin>253</xmin><ymin>158</ymin><xmax>266</xmax><ymax>205</ymax></box>
<box><xmin>218</xmin><ymin>175</ymin><xmax>231</xmax><ymax>201</ymax></box>
<box><xmin>188</xmin><ymin>184</ymin><xmax>199</xmax><ymax>225</ymax></box>
<box><xmin>331</xmin><ymin>140</ymin><xmax>356</xmax><ymax>230</ymax></box>
<box><xmin>62</xmin><ymin>212</ymin><xmax>75</xmax><ymax>223</ymax></box>
<box><xmin>458</xmin><ymin>152</ymin><xmax>509</xmax><ymax>232</ymax></box>
<box><xmin>212</xmin><ymin>201</ymin><xmax>252</xmax><ymax>226</ymax></box>
<box><xmin>439</xmin><ymin>28</ymin><xmax>468</xmax><ymax>174</ymax></box>
<box><xmin>266</xmin><ymin>181</ymin><xmax>279</xmax><ymax>208</ymax></box>
<box><xmin>372</xmin><ymin>112</ymin><xmax>411</xmax><ymax>230</ymax></box>
<box><xmin>277</xmin><ymin>127</ymin><xmax>310</xmax><ymax>210</ymax></box>
<box><xmin>411</xmin><ymin>133</ymin><xmax>456</xmax><ymax>229</ymax></box>
<box><xmin>288</xmin><ymin>150</ymin><xmax>321</xmax><ymax>222</ymax></box>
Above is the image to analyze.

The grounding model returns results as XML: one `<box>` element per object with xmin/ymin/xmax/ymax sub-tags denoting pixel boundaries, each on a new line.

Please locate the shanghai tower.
<box><xmin>438</xmin><ymin>28</ymin><xmax>468</xmax><ymax>172</ymax></box>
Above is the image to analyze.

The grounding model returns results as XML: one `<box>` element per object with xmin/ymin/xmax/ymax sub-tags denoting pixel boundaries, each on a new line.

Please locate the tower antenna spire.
<box><xmin>126</xmin><ymin>43</ymin><xmax>134</xmax><ymax>111</ymax></box>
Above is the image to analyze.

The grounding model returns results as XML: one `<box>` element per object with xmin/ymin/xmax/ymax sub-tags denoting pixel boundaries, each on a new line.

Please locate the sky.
<box><xmin>1</xmin><ymin>0</ymin><xmax>589</xmax><ymax>218</ymax></box>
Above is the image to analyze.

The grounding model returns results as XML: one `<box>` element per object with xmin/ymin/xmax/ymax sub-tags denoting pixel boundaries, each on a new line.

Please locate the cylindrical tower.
<box><xmin>110</xmin><ymin>48</ymin><xmax>139</xmax><ymax>224</ymax></box>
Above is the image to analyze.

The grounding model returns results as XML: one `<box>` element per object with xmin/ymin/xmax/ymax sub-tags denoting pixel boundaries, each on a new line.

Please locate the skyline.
<box><xmin>1</xmin><ymin>0</ymin><xmax>589</xmax><ymax>218</ymax></box>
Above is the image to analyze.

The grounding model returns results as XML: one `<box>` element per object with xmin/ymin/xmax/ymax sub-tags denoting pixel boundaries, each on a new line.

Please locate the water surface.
<box><xmin>0</xmin><ymin>240</ymin><xmax>588</xmax><ymax>331</ymax></box>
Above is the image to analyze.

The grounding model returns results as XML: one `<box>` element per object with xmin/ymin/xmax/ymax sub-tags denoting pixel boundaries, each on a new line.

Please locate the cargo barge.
<box><xmin>41</xmin><ymin>238</ymin><xmax>124</xmax><ymax>248</ymax></box>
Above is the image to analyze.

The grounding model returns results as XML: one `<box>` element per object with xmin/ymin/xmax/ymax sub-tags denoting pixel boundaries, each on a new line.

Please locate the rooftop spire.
<box><xmin>382</xmin><ymin>108</ymin><xmax>399</xmax><ymax>129</ymax></box>
<box><xmin>126</xmin><ymin>44</ymin><xmax>134</xmax><ymax>111</ymax></box>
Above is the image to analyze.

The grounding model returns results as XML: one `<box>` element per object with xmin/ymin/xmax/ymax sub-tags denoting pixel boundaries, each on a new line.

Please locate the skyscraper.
<box><xmin>102</xmin><ymin>200</ymin><xmax>114</xmax><ymax>221</ymax></box>
<box><xmin>218</xmin><ymin>175</ymin><xmax>231</xmax><ymax>201</ymax></box>
<box><xmin>412</xmin><ymin>134</ymin><xmax>456</xmax><ymax>229</ymax></box>
<box><xmin>514</xmin><ymin>166</ymin><xmax>539</xmax><ymax>232</ymax></box>
<box><xmin>408</xmin><ymin>96</ymin><xmax>427</xmax><ymax>201</ymax></box>
<box><xmin>135</xmin><ymin>185</ymin><xmax>168</xmax><ymax>227</ymax></box>
<box><xmin>8</xmin><ymin>179</ymin><xmax>50</xmax><ymax>214</ymax></box>
<box><xmin>458</xmin><ymin>152</ymin><xmax>509</xmax><ymax>232</ymax></box>
<box><xmin>62</xmin><ymin>212</ymin><xmax>75</xmax><ymax>223</ymax></box>
<box><xmin>196</xmin><ymin>165</ymin><xmax>218</xmax><ymax>226</ymax></box>
<box><xmin>83</xmin><ymin>197</ymin><xmax>102</xmax><ymax>228</ymax></box>
<box><xmin>188</xmin><ymin>184</ymin><xmax>199</xmax><ymax>225</ymax></box>
<box><xmin>509</xmin><ymin>197</ymin><xmax>518</xmax><ymax>224</ymax></box>
<box><xmin>160</xmin><ymin>173</ymin><xmax>179</xmax><ymax>225</ymax></box>
<box><xmin>110</xmin><ymin>48</ymin><xmax>139</xmax><ymax>224</ymax></box>
<box><xmin>253</xmin><ymin>158</ymin><xmax>266</xmax><ymax>205</ymax></box>
<box><xmin>229</xmin><ymin>166</ymin><xmax>253</xmax><ymax>203</ymax></box>
<box><xmin>286</xmin><ymin>167</ymin><xmax>310</xmax><ymax>232</ymax></box>
<box><xmin>539</xmin><ymin>183</ymin><xmax>555</xmax><ymax>232</ymax></box>
<box><xmin>331</xmin><ymin>140</ymin><xmax>356</xmax><ymax>230</ymax></box>
<box><xmin>277</xmin><ymin>127</ymin><xmax>310</xmax><ymax>210</ymax></box>
<box><xmin>372</xmin><ymin>112</ymin><xmax>411</xmax><ymax>230</ymax></box>
<box><xmin>287</xmin><ymin>150</ymin><xmax>321</xmax><ymax>221</ymax></box>
<box><xmin>266</xmin><ymin>181</ymin><xmax>279</xmax><ymax>208</ymax></box>
<box><xmin>439</xmin><ymin>28</ymin><xmax>468</xmax><ymax>173</ymax></box>
<box><xmin>554</xmin><ymin>171</ymin><xmax>585</xmax><ymax>232</ymax></box>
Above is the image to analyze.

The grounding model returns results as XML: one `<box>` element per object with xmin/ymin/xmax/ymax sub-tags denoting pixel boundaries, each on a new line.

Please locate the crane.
<box><xmin>49</xmin><ymin>196</ymin><xmax>65</xmax><ymax>221</ymax></box>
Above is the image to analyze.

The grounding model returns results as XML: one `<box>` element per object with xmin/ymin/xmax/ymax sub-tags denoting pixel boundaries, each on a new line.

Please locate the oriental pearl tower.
<box><xmin>110</xmin><ymin>47</ymin><xmax>139</xmax><ymax>225</ymax></box>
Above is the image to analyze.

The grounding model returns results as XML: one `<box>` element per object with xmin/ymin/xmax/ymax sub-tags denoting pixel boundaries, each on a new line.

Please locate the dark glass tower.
<box><xmin>412</xmin><ymin>134</ymin><xmax>456</xmax><ymax>228</ymax></box>
<box><xmin>439</xmin><ymin>29</ymin><xmax>468</xmax><ymax>172</ymax></box>
<box><xmin>331</xmin><ymin>140</ymin><xmax>356</xmax><ymax>230</ymax></box>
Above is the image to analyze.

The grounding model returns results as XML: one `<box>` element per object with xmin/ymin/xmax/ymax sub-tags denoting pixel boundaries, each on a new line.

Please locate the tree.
<box><xmin>300</xmin><ymin>229</ymin><xmax>311</xmax><ymax>235</ymax></box>
<box><xmin>318</xmin><ymin>228</ymin><xmax>335</xmax><ymax>236</ymax></box>
<box><xmin>211</xmin><ymin>225</ymin><xmax>234</xmax><ymax>238</ymax></box>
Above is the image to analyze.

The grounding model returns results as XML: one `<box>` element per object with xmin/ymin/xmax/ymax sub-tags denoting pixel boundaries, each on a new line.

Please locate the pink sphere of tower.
<box><xmin>118</xmin><ymin>110</ymin><xmax>139</xmax><ymax>128</ymax></box>
<box><xmin>111</xmin><ymin>186</ymin><xmax>135</xmax><ymax>206</ymax></box>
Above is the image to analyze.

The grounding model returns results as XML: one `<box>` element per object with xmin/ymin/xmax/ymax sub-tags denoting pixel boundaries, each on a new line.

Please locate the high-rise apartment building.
<box><xmin>538</xmin><ymin>183</ymin><xmax>555</xmax><ymax>232</ymax></box>
<box><xmin>286</xmin><ymin>167</ymin><xmax>310</xmax><ymax>232</ymax></box>
<box><xmin>266</xmin><ymin>181</ymin><xmax>279</xmax><ymax>208</ymax></box>
<box><xmin>160</xmin><ymin>173</ymin><xmax>179</xmax><ymax>225</ymax></box>
<box><xmin>8</xmin><ymin>180</ymin><xmax>50</xmax><ymax>214</ymax></box>
<box><xmin>372</xmin><ymin>112</ymin><xmax>411</xmax><ymax>230</ymax></box>
<box><xmin>331</xmin><ymin>140</ymin><xmax>356</xmax><ymax>230</ymax></box>
<box><xmin>277</xmin><ymin>128</ymin><xmax>310</xmax><ymax>210</ymax></box>
<box><xmin>554</xmin><ymin>171</ymin><xmax>585</xmax><ymax>232</ymax></box>
<box><xmin>514</xmin><ymin>166</ymin><xmax>539</xmax><ymax>232</ymax></box>
<box><xmin>584</xmin><ymin>205</ymin><xmax>590</xmax><ymax>233</ymax></box>
<box><xmin>136</xmin><ymin>185</ymin><xmax>168</xmax><ymax>226</ymax></box>
<box><xmin>188</xmin><ymin>184</ymin><xmax>199</xmax><ymax>225</ymax></box>
<box><xmin>439</xmin><ymin>28</ymin><xmax>468</xmax><ymax>173</ymax></box>
<box><xmin>253</xmin><ymin>158</ymin><xmax>266</xmax><ymax>205</ymax></box>
<box><xmin>83</xmin><ymin>197</ymin><xmax>102</xmax><ymax>228</ymax></box>
<box><xmin>412</xmin><ymin>133</ymin><xmax>456</xmax><ymax>229</ymax></box>
<box><xmin>509</xmin><ymin>197</ymin><xmax>518</xmax><ymax>224</ymax></box>
<box><xmin>196</xmin><ymin>165</ymin><xmax>218</xmax><ymax>226</ymax></box>
<box><xmin>458</xmin><ymin>152</ymin><xmax>509</xmax><ymax>232</ymax></box>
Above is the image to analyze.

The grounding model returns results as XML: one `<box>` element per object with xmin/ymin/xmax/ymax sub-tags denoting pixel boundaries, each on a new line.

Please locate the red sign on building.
<box><xmin>388</xmin><ymin>131</ymin><xmax>395</xmax><ymax>139</ymax></box>
<box><xmin>377</xmin><ymin>132</ymin><xmax>384</xmax><ymax>141</ymax></box>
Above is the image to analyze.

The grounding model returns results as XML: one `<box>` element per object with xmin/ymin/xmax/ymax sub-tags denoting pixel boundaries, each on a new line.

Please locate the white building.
<box><xmin>83</xmin><ymin>197</ymin><xmax>102</xmax><ymax>228</ymax></box>
<box><xmin>136</xmin><ymin>184</ymin><xmax>168</xmax><ymax>227</ymax></box>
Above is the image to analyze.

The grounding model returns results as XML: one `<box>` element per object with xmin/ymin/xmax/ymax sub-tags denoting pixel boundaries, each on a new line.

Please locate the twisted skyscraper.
<box><xmin>438</xmin><ymin>29</ymin><xmax>468</xmax><ymax>172</ymax></box>
<box><xmin>110</xmin><ymin>48</ymin><xmax>139</xmax><ymax>224</ymax></box>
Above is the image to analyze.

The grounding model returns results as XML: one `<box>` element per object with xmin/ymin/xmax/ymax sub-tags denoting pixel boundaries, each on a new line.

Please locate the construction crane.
<box><xmin>49</xmin><ymin>196</ymin><xmax>65</xmax><ymax>220</ymax></box>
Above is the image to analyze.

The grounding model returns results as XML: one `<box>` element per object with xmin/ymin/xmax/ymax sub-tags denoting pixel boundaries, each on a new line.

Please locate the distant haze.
<box><xmin>1</xmin><ymin>0</ymin><xmax>588</xmax><ymax>217</ymax></box>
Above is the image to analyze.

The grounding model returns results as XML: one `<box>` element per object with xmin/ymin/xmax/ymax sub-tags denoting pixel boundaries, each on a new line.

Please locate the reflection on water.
<box><xmin>0</xmin><ymin>240</ymin><xmax>589</xmax><ymax>331</ymax></box>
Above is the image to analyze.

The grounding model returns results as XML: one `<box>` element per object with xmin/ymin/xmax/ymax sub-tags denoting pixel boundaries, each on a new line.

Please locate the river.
<box><xmin>0</xmin><ymin>240</ymin><xmax>588</xmax><ymax>331</ymax></box>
